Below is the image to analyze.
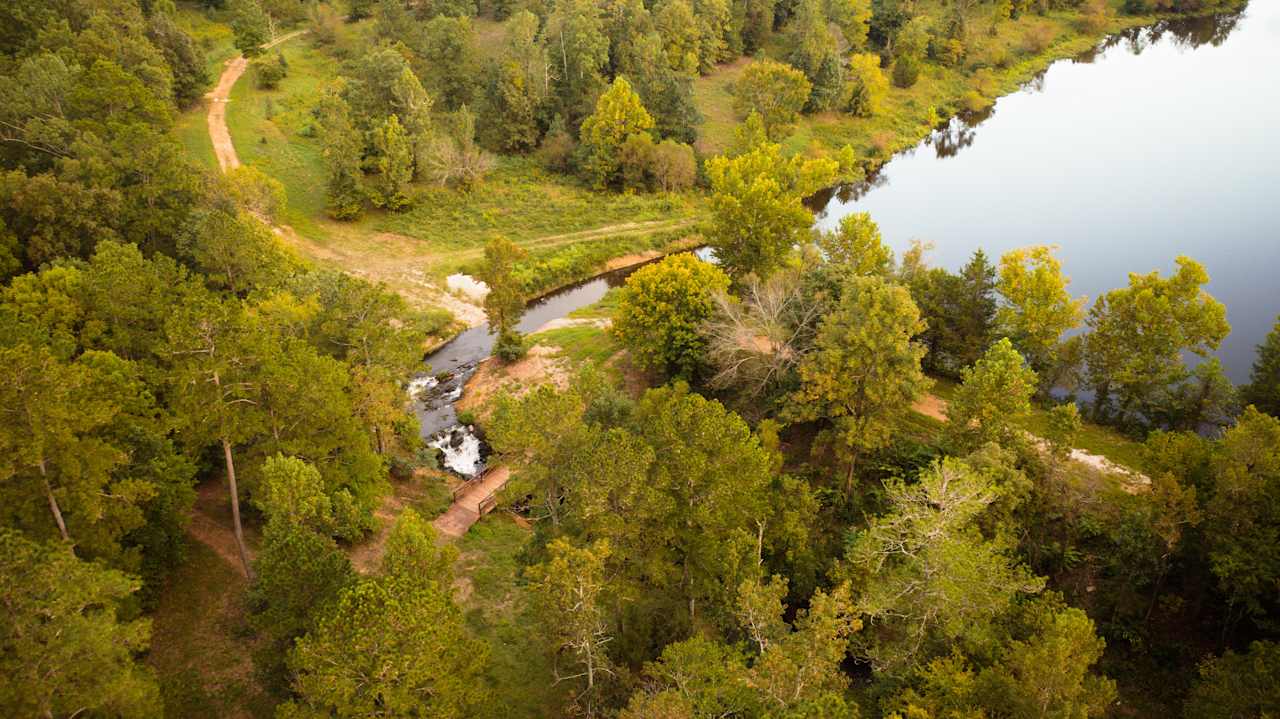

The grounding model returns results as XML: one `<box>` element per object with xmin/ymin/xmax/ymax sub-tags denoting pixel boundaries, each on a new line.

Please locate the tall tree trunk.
<box><xmin>39</xmin><ymin>459</ymin><xmax>69</xmax><ymax>542</ymax></box>
<box><xmin>222</xmin><ymin>437</ymin><xmax>255</xmax><ymax>580</ymax></box>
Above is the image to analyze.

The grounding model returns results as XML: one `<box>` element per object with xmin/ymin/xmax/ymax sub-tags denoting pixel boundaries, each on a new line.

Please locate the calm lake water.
<box><xmin>814</xmin><ymin>2</ymin><xmax>1280</xmax><ymax>381</ymax></box>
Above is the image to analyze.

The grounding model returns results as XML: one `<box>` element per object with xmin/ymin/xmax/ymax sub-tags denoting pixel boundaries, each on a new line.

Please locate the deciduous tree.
<box><xmin>996</xmin><ymin>245</ymin><xmax>1084</xmax><ymax>395</ymax></box>
<box><xmin>945</xmin><ymin>337</ymin><xmax>1037</xmax><ymax>449</ymax></box>
<box><xmin>612</xmin><ymin>253</ymin><xmax>731</xmax><ymax>378</ymax></box>
<box><xmin>705</xmin><ymin>139</ymin><xmax>837</xmax><ymax>279</ymax></box>
<box><xmin>732</xmin><ymin>59</ymin><xmax>811</xmax><ymax>139</ymax></box>
<box><xmin>788</xmin><ymin>276</ymin><xmax>929</xmax><ymax>487</ymax></box>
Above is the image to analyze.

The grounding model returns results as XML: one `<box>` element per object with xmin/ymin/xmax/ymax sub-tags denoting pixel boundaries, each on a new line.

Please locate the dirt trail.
<box><xmin>186</xmin><ymin>477</ymin><xmax>257</xmax><ymax>570</ymax></box>
<box><xmin>206</xmin><ymin>30</ymin><xmax>307</xmax><ymax>172</ymax></box>
<box><xmin>911</xmin><ymin>394</ymin><xmax>1150</xmax><ymax>492</ymax></box>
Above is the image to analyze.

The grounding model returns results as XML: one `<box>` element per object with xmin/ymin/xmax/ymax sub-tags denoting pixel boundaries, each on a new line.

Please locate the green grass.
<box><xmin>454</xmin><ymin>516</ymin><xmax>563</xmax><ymax>718</ymax></box>
<box><xmin>929</xmin><ymin>377</ymin><xmax>1147</xmax><ymax>472</ymax></box>
<box><xmin>148</xmin><ymin>541</ymin><xmax>276</xmax><ymax>719</ymax></box>
<box><xmin>537</xmin><ymin>325</ymin><xmax>620</xmax><ymax>367</ymax></box>
<box><xmin>225</xmin><ymin>36</ymin><xmax>339</xmax><ymax>234</ymax></box>
<box><xmin>210</xmin><ymin>24</ymin><xmax>708</xmax><ymax>288</ymax></box>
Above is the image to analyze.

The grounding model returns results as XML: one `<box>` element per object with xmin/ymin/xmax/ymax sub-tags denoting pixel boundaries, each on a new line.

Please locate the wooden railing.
<box><xmin>450</xmin><ymin>468</ymin><xmax>500</xmax><ymax>517</ymax></box>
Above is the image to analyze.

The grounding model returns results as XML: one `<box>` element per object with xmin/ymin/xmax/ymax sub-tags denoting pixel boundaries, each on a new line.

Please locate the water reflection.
<box><xmin>814</xmin><ymin>2</ymin><xmax>1275</xmax><ymax>381</ymax></box>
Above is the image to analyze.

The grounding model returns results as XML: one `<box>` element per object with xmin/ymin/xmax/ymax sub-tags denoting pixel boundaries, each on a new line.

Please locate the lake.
<box><xmin>814</xmin><ymin>3</ymin><xmax>1280</xmax><ymax>382</ymax></box>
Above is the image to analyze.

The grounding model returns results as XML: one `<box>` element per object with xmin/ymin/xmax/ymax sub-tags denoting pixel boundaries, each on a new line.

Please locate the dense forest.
<box><xmin>1</xmin><ymin>0</ymin><xmax>1276</xmax><ymax>718</ymax></box>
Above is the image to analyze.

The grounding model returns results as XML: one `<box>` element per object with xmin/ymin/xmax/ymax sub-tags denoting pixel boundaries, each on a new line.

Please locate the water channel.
<box><xmin>416</xmin><ymin>4</ymin><xmax>1278</xmax><ymax>476</ymax></box>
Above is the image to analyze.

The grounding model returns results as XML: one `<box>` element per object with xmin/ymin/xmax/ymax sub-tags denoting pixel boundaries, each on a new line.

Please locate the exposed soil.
<box><xmin>910</xmin><ymin>393</ymin><xmax>1150</xmax><ymax>492</ymax></box>
<box><xmin>206</xmin><ymin>30</ymin><xmax>307</xmax><ymax>172</ymax></box>
<box><xmin>455</xmin><ymin>344</ymin><xmax>571</xmax><ymax>418</ymax></box>
<box><xmin>186</xmin><ymin>476</ymin><xmax>258</xmax><ymax>572</ymax></box>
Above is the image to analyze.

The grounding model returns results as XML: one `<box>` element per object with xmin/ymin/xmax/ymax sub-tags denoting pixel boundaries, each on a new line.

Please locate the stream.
<box><xmin>411</xmin><ymin>249</ymin><xmax>715</xmax><ymax>475</ymax></box>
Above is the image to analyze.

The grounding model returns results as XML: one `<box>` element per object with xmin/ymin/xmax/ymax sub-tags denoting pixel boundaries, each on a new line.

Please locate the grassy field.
<box><xmin>193</xmin><ymin>21</ymin><xmax>709</xmax><ymax>304</ymax></box>
<box><xmin>692</xmin><ymin>2</ymin><xmax>1180</xmax><ymax>158</ymax></box>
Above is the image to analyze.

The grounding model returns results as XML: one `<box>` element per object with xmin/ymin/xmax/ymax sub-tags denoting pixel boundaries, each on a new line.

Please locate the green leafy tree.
<box><xmin>787</xmin><ymin>0</ymin><xmax>845</xmax><ymax>111</ymax></box>
<box><xmin>732</xmin><ymin>59</ymin><xmax>812</xmax><ymax>139</ymax></box>
<box><xmin>788</xmin><ymin>276</ymin><xmax>929</xmax><ymax>487</ymax></box>
<box><xmin>830</xmin><ymin>0</ymin><xmax>873</xmax><ymax>49</ymax></box>
<box><xmin>891</xmin><ymin>604</ymin><xmax>1115</xmax><ymax>719</ymax></box>
<box><xmin>369</xmin><ymin>114</ymin><xmax>414</xmax><ymax>211</ymax></box>
<box><xmin>0</xmin><ymin>529</ymin><xmax>160</xmax><ymax>718</ymax></box>
<box><xmin>165</xmin><ymin>297</ymin><xmax>267</xmax><ymax>579</ymax></box>
<box><xmin>250</xmin><ymin>456</ymin><xmax>355</xmax><ymax>683</ymax></box>
<box><xmin>419</xmin><ymin>15</ymin><xmax>480</xmax><ymax>111</ymax></box>
<box><xmin>891</xmin><ymin>16</ymin><xmax>930</xmax><ymax>87</ymax></box>
<box><xmin>579</xmin><ymin>76</ymin><xmax>656</xmax><ymax>189</ymax></box>
<box><xmin>846</xmin><ymin>52</ymin><xmax>888</xmax><ymax>117</ymax></box>
<box><xmin>997</xmin><ymin>245</ymin><xmax>1085</xmax><ymax>395</ymax></box>
<box><xmin>147</xmin><ymin>8</ymin><xmax>210</xmax><ymax>107</ymax></box>
<box><xmin>479</xmin><ymin>236</ymin><xmax>527</xmax><ymax>361</ymax></box>
<box><xmin>1203</xmin><ymin>407</ymin><xmax>1280</xmax><ymax>618</ymax></box>
<box><xmin>544</xmin><ymin>0</ymin><xmax>610</xmax><ymax>125</ymax></box>
<box><xmin>612</xmin><ymin>253</ymin><xmax>731</xmax><ymax>378</ymax></box>
<box><xmin>1243</xmin><ymin>315</ymin><xmax>1280</xmax><ymax>416</ymax></box>
<box><xmin>230</xmin><ymin>0</ymin><xmax>271</xmax><ymax>57</ymax></box>
<box><xmin>945</xmin><ymin>338</ymin><xmax>1037</xmax><ymax>449</ymax></box>
<box><xmin>705</xmin><ymin>139</ymin><xmax>838</xmax><ymax>280</ymax></box>
<box><xmin>282</xmin><ymin>510</ymin><xmax>487</xmax><ymax>718</ymax></box>
<box><xmin>654</xmin><ymin>0</ymin><xmax>703</xmax><ymax>75</ymax></box>
<box><xmin>816</xmin><ymin>211</ymin><xmax>894</xmax><ymax>278</ymax></box>
<box><xmin>1084</xmin><ymin>256</ymin><xmax>1229</xmax><ymax>427</ymax></box>
<box><xmin>1184</xmin><ymin>641</ymin><xmax>1280</xmax><ymax>719</ymax></box>
<box><xmin>318</xmin><ymin>93</ymin><xmax>366</xmax><ymax>220</ymax></box>
<box><xmin>0</xmin><ymin>338</ymin><xmax>124</xmax><ymax>546</ymax></box>
<box><xmin>179</xmin><ymin>208</ymin><xmax>292</xmax><ymax>295</ymax></box>
<box><xmin>528</xmin><ymin>538</ymin><xmax>616</xmax><ymax>716</ymax></box>
<box><xmin>841</xmin><ymin>457</ymin><xmax>1045</xmax><ymax>674</ymax></box>
<box><xmin>477</xmin><ymin>11</ymin><xmax>549</xmax><ymax>152</ymax></box>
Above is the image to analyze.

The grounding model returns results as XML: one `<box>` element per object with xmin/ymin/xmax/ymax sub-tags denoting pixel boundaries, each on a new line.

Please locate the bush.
<box><xmin>537</xmin><ymin>127</ymin><xmax>577</xmax><ymax>174</ymax></box>
<box><xmin>494</xmin><ymin>331</ymin><xmax>527</xmax><ymax>362</ymax></box>
<box><xmin>618</xmin><ymin>133</ymin><xmax>655</xmax><ymax>192</ymax></box>
<box><xmin>732</xmin><ymin>59</ymin><xmax>812</xmax><ymax>139</ymax></box>
<box><xmin>253</xmin><ymin>53</ymin><xmax>287</xmax><ymax>89</ymax></box>
<box><xmin>1021</xmin><ymin>21</ymin><xmax>1056</xmax><ymax>53</ymax></box>
<box><xmin>892</xmin><ymin>55</ymin><xmax>921</xmax><ymax>88</ymax></box>
<box><xmin>309</xmin><ymin>3</ymin><xmax>342</xmax><ymax>45</ymax></box>
<box><xmin>649</xmin><ymin>140</ymin><xmax>697</xmax><ymax>192</ymax></box>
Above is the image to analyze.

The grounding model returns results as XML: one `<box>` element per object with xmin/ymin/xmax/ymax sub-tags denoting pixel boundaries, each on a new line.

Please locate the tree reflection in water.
<box><xmin>809</xmin><ymin>5</ymin><xmax>1246</xmax><ymax>210</ymax></box>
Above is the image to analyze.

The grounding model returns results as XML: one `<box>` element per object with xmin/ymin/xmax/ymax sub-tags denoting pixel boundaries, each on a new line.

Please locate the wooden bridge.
<box><xmin>432</xmin><ymin>466</ymin><xmax>510</xmax><ymax>538</ymax></box>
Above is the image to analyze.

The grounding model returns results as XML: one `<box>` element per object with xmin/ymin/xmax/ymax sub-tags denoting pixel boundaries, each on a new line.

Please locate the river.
<box><xmin>417</xmin><ymin>4</ymin><xmax>1278</xmax><ymax>475</ymax></box>
<box><xmin>815</xmin><ymin>3</ymin><xmax>1279</xmax><ymax>383</ymax></box>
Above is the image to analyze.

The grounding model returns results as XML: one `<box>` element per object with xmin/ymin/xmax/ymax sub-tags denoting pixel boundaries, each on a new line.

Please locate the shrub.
<box><xmin>649</xmin><ymin>140</ymin><xmax>697</xmax><ymax>192</ymax></box>
<box><xmin>253</xmin><ymin>53</ymin><xmax>287</xmax><ymax>89</ymax></box>
<box><xmin>1021</xmin><ymin>21</ymin><xmax>1056</xmax><ymax>53</ymax></box>
<box><xmin>309</xmin><ymin>3</ymin><xmax>342</xmax><ymax>45</ymax></box>
<box><xmin>732</xmin><ymin>59</ymin><xmax>812</xmax><ymax>139</ymax></box>
<box><xmin>537</xmin><ymin>125</ymin><xmax>577</xmax><ymax>174</ymax></box>
<box><xmin>892</xmin><ymin>55</ymin><xmax>921</xmax><ymax>88</ymax></box>
<box><xmin>618</xmin><ymin>133</ymin><xmax>655</xmax><ymax>192</ymax></box>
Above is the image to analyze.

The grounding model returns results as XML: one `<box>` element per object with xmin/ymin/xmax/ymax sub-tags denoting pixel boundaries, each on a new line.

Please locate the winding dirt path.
<box><xmin>911</xmin><ymin>394</ymin><xmax>1150</xmax><ymax>491</ymax></box>
<box><xmin>207</xmin><ymin>30</ymin><xmax>307</xmax><ymax>172</ymax></box>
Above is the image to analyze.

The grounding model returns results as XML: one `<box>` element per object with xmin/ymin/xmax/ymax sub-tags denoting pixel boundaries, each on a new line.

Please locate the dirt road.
<box><xmin>207</xmin><ymin>30</ymin><xmax>307</xmax><ymax>172</ymax></box>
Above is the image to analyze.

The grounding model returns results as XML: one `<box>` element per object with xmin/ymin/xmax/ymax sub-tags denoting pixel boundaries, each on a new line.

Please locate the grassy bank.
<box><xmin>693</xmin><ymin>2</ymin><xmax>1212</xmax><ymax>161</ymax></box>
